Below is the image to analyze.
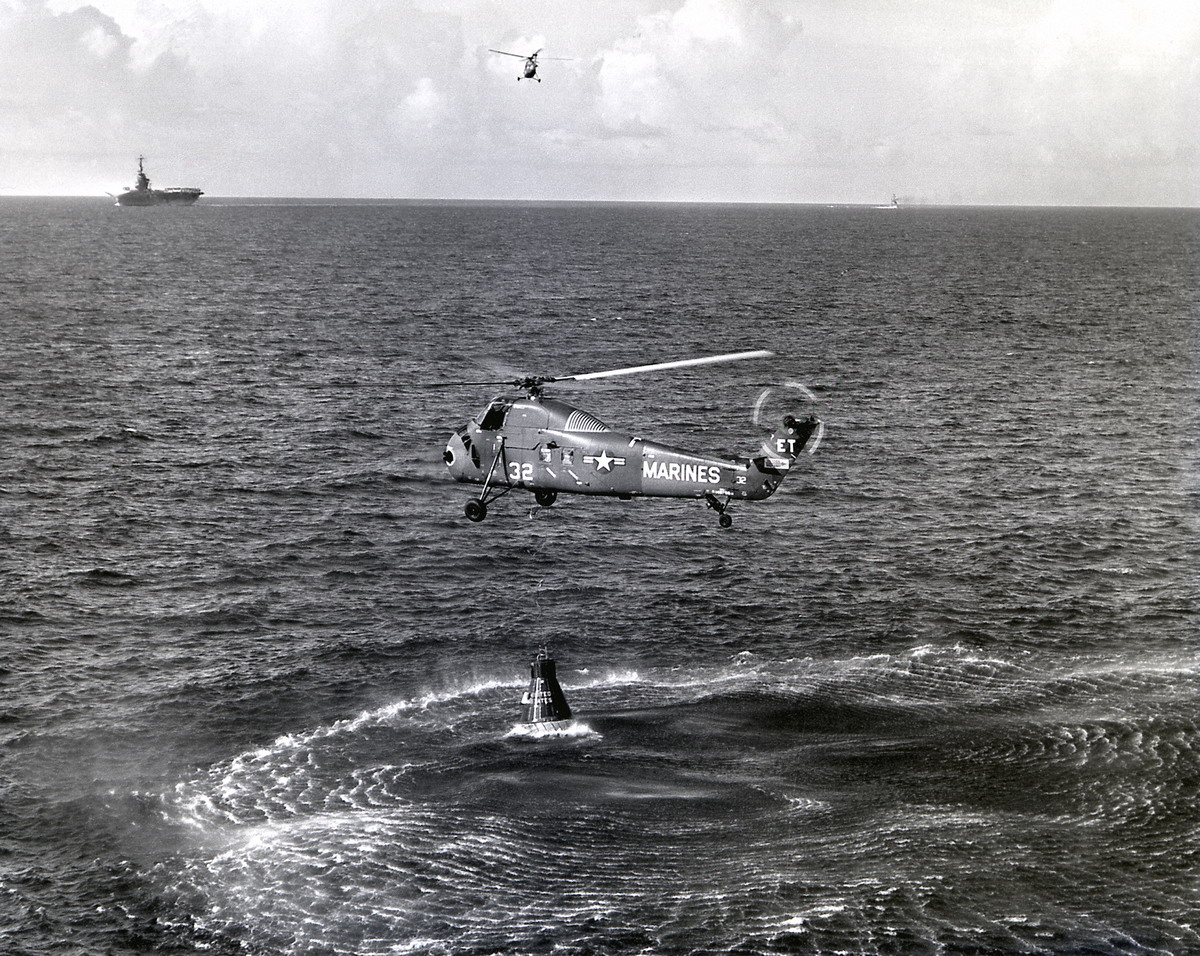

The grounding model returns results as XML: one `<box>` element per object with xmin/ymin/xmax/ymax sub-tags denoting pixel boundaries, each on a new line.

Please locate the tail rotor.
<box><xmin>753</xmin><ymin>381</ymin><xmax>825</xmax><ymax>460</ymax></box>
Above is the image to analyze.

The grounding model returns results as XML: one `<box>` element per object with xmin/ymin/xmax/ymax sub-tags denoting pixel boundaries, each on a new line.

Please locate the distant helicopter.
<box><xmin>488</xmin><ymin>48</ymin><xmax>571</xmax><ymax>82</ymax></box>
<box><xmin>436</xmin><ymin>351</ymin><xmax>822</xmax><ymax>527</ymax></box>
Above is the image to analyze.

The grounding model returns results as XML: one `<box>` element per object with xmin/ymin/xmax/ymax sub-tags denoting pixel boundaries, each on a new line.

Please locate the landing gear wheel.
<box><xmin>705</xmin><ymin>492</ymin><xmax>734</xmax><ymax>527</ymax></box>
<box><xmin>534</xmin><ymin>490</ymin><xmax>557</xmax><ymax>507</ymax></box>
<box><xmin>465</xmin><ymin>500</ymin><xmax>487</xmax><ymax>522</ymax></box>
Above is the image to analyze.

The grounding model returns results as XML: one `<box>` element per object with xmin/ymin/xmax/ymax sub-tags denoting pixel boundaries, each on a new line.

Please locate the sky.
<box><xmin>1</xmin><ymin>0</ymin><xmax>1197</xmax><ymax>204</ymax></box>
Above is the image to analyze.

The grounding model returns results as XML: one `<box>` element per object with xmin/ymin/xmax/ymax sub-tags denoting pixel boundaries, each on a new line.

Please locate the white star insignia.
<box><xmin>584</xmin><ymin>452</ymin><xmax>626</xmax><ymax>472</ymax></box>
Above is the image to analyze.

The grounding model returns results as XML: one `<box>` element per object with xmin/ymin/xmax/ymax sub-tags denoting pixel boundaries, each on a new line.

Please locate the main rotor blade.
<box><xmin>422</xmin><ymin>350</ymin><xmax>773</xmax><ymax>390</ymax></box>
<box><xmin>489</xmin><ymin>49</ymin><xmax>526</xmax><ymax>58</ymax></box>
<box><xmin>561</xmin><ymin>350</ymin><xmax>775</xmax><ymax>383</ymax></box>
<box><xmin>421</xmin><ymin>379</ymin><xmax>515</xmax><ymax>388</ymax></box>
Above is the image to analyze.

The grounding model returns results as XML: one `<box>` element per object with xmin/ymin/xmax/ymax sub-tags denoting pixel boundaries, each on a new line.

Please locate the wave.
<box><xmin>157</xmin><ymin>644</ymin><xmax>1197</xmax><ymax>827</ymax></box>
<box><xmin>76</xmin><ymin>567</ymin><xmax>139</xmax><ymax>586</ymax></box>
<box><xmin>7</xmin><ymin>201</ymin><xmax>1197</xmax><ymax>956</ymax></box>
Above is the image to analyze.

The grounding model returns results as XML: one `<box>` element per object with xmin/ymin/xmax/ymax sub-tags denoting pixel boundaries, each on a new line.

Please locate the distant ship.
<box><xmin>114</xmin><ymin>156</ymin><xmax>203</xmax><ymax>206</ymax></box>
<box><xmin>872</xmin><ymin>194</ymin><xmax>901</xmax><ymax>210</ymax></box>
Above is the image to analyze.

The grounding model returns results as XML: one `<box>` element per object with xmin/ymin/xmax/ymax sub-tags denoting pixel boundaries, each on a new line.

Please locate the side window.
<box><xmin>462</xmin><ymin>432</ymin><xmax>481</xmax><ymax>469</ymax></box>
<box><xmin>561</xmin><ymin>448</ymin><xmax>575</xmax><ymax>465</ymax></box>
<box><xmin>539</xmin><ymin>447</ymin><xmax>553</xmax><ymax>463</ymax></box>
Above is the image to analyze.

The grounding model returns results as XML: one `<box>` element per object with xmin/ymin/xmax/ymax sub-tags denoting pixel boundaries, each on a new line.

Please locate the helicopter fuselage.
<box><xmin>443</xmin><ymin>394</ymin><xmax>816</xmax><ymax>521</ymax></box>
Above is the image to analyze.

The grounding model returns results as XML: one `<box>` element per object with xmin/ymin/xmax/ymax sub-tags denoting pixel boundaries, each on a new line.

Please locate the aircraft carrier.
<box><xmin>114</xmin><ymin>156</ymin><xmax>203</xmax><ymax>206</ymax></box>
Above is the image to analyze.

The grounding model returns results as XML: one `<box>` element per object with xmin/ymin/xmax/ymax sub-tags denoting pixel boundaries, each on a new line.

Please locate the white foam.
<box><xmin>778</xmin><ymin>900</ymin><xmax>849</xmax><ymax>927</ymax></box>
<box><xmin>782</xmin><ymin>794</ymin><xmax>831</xmax><ymax>814</ymax></box>
<box><xmin>574</xmin><ymin>668</ymin><xmax>644</xmax><ymax>689</ymax></box>
<box><xmin>503</xmin><ymin>720</ymin><xmax>599</xmax><ymax>740</ymax></box>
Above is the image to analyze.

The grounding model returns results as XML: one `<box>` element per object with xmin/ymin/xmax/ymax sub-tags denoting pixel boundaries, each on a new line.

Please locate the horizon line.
<box><xmin>1</xmin><ymin>194</ymin><xmax>1197</xmax><ymax>210</ymax></box>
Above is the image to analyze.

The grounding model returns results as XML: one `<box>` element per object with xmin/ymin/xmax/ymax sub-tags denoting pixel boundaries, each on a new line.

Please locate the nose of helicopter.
<box><xmin>443</xmin><ymin>428</ymin><xmax>480</xmax><ymax>481</ymax></box>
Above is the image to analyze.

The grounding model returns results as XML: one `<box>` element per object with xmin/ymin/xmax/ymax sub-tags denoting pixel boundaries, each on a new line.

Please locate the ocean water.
<box><xmin>1</xmin><ymin>198</ymin><xmax>1197</xmax><ymax>955</ymax></box>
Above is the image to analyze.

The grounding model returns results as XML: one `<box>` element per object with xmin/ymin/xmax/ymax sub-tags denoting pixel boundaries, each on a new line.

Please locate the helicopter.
<box><xmin>488</xmin><ymin>47</ymin><xmax>571</xmax><ymax>82</ymax></box>
<box><xmin>437</xmin><ymin>351</ymin><xmax>822</xmax><ymax>527</ymax></box>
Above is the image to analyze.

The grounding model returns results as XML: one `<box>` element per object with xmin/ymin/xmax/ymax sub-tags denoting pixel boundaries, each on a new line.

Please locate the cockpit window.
<box><xmin>477</xmin><ymin>400</ymin><xmax>510</xmax><ymax>431</ymax></box>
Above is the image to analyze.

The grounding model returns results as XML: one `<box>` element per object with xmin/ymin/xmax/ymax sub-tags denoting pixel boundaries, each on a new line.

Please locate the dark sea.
<box><xmin>1</xmin><ymin>197</ymin><xmax>1197</xmax><ymax>956</ymax></box>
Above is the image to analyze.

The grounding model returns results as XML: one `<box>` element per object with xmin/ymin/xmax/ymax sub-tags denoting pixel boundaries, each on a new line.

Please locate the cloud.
<box><xmin>0</xmin><ymin>0</ymin><xmax>1195</xmax><ymax>203</ymax></box>
<box><xmin>397</xmin><ymin>77</ymin><xmax>447</xmax><ymax>128</ymax></box>
<box><xmin>3</xmin><ymin>3</ymin><xmax>135</xmax><ymax>107</ymax></box>
<box><xmin>0</xmin><ymin>0</ymin><xmax>203</xmax><ymax>184</ymax></box>
<box><xmin>595</xmin><ymin>0</ymin><xmax>801</xmax><ymax>144</ymax></box>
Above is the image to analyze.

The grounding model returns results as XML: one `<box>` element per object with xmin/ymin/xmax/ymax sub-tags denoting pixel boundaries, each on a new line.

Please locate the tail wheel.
<box><xmin>534</xmin><ymin>490</ymin><xmax>557</xmax><ymax>507</ymax></box>
<box><xmin>718</xmin><ymin>514</ymin><xmax>733</xmax><ymax>529</ymax></box>
<box><xmin>465</xmin><ymin>500</ymin><xmax>487</xmax><ymax>522</ymax></box>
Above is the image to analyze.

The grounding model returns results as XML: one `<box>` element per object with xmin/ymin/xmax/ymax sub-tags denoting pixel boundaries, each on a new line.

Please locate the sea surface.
<box><xmin>1</xmin><ymin>197</ymin><xmax>1197</xmax><ymax>955</ymax></box>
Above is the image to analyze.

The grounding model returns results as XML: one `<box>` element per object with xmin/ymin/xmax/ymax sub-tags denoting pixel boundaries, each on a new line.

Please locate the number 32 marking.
<box><xmin>508</xmin><ymin>462</ymin><xmax>534</xmax><ymax>483</ymax></box>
